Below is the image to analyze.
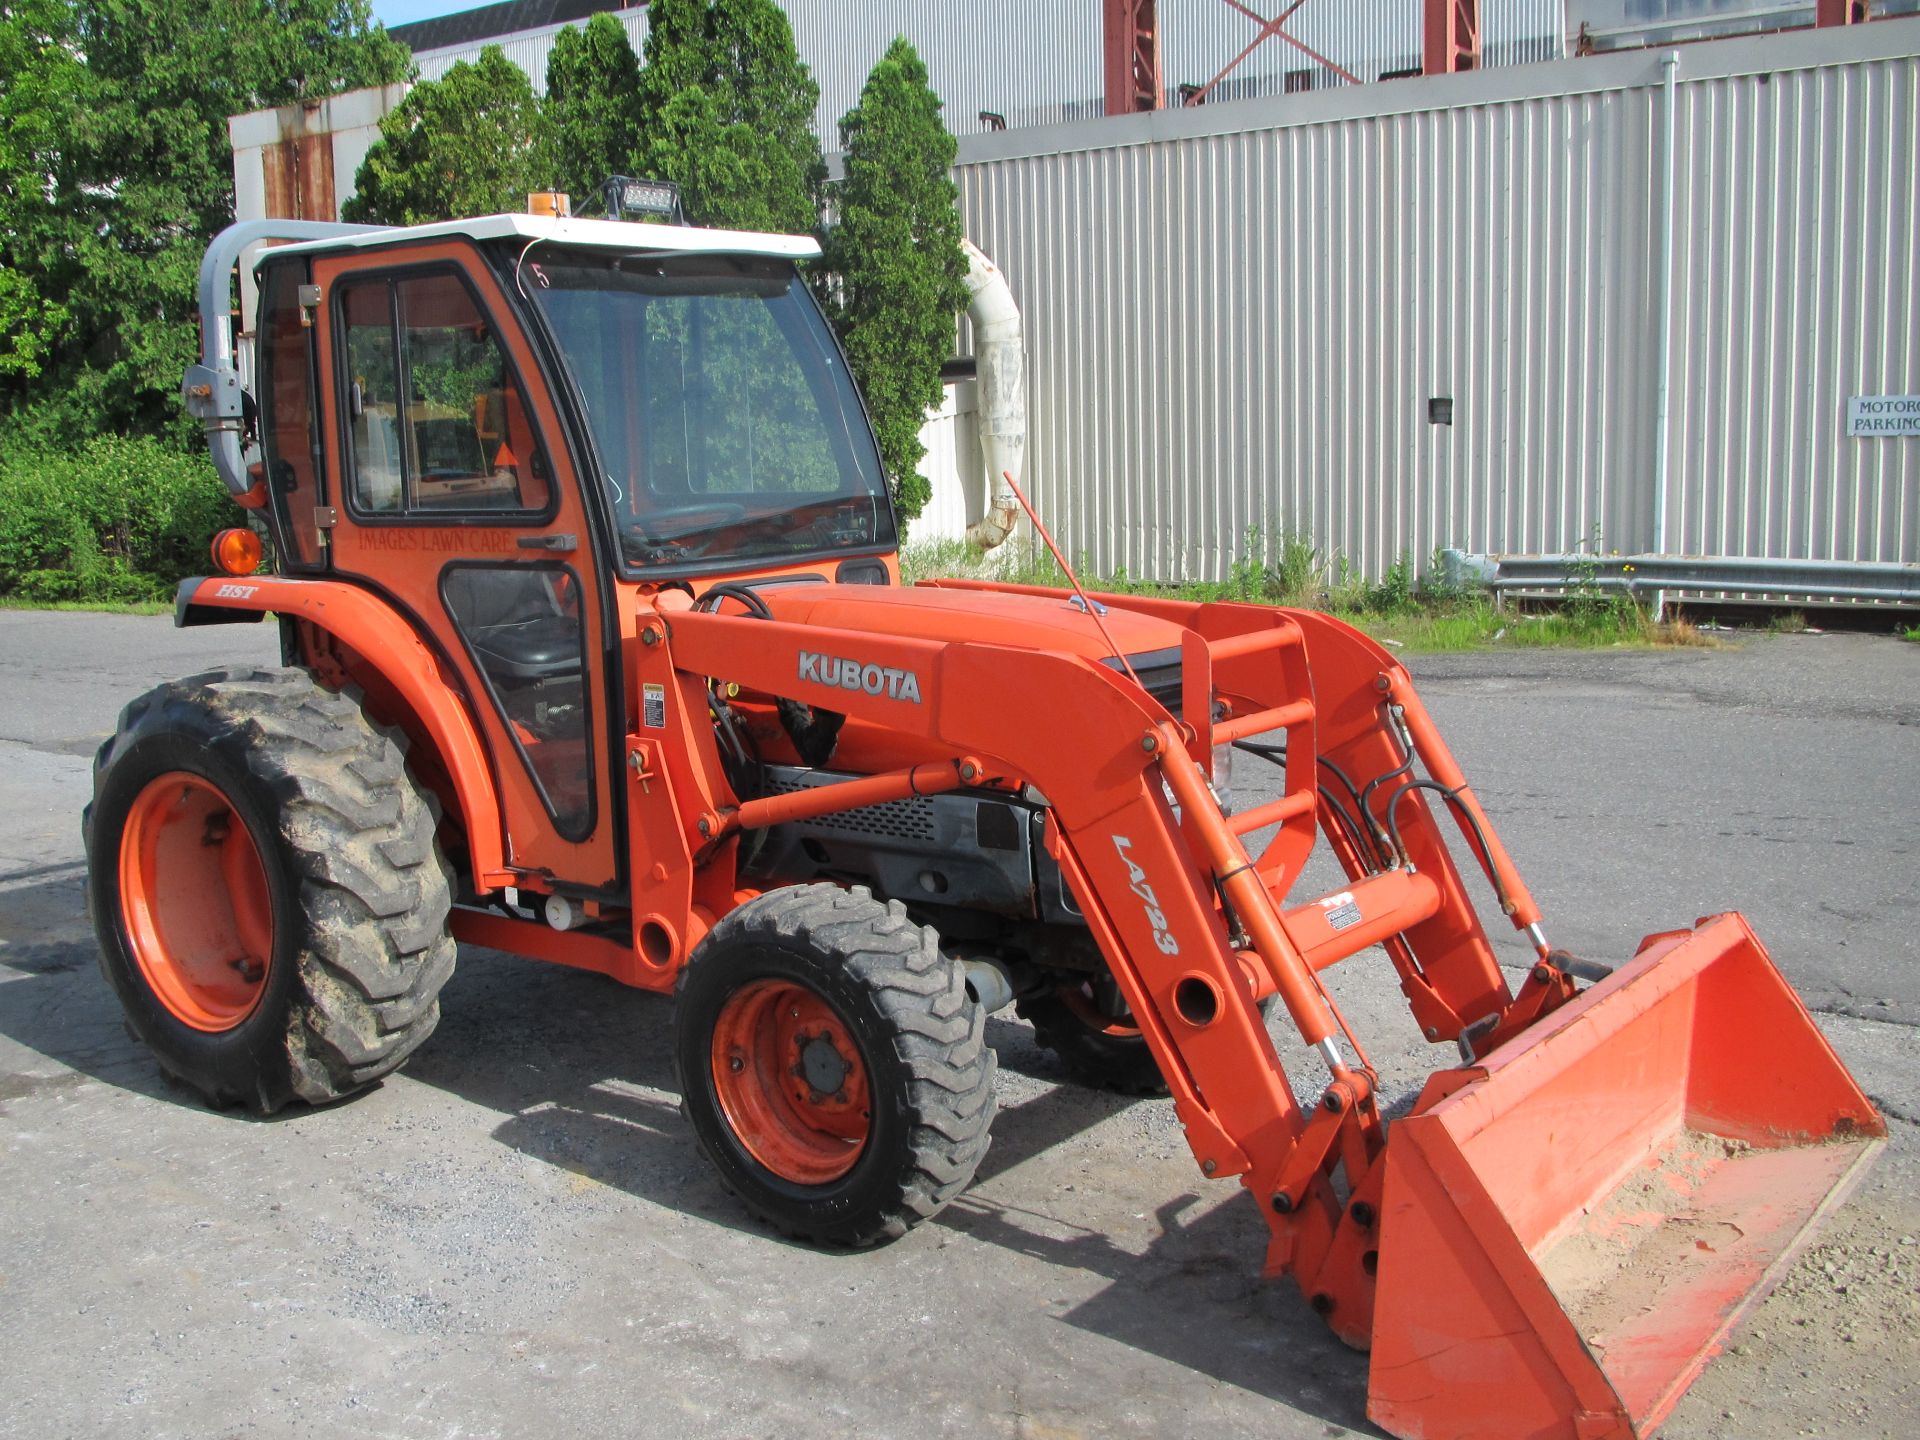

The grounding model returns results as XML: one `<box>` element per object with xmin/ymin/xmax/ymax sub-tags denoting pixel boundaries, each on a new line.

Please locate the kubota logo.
<box><xmin>213</xmin><ymin>582</ymin><xmax>258</xmax><ymax>599</ymax></box>
<box><xmin>797</xmin><ymin>650</ymin><xmax>923</xmax><ymax>704</ymax></box>
<box><xmin>1113</xmin><ymin>835</ymin><xmax>1180</xmax><ymax>955</ymax></box>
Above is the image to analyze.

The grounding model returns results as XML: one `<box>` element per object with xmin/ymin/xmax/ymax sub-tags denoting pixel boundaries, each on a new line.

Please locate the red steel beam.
<box><xmin>1423</xmin><ymin>0</ymin><xmax>1482</xmax><ymax>74</ymax></box>
<box><xmin>1103</xmin><ymin>0</ymin><xmax>1164</xmax><ymax>115</ymax></box>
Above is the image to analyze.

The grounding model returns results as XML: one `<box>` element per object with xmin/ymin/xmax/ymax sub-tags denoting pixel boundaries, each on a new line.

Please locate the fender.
<box><xmin>175</xmin><ymin>575</ymin><xmax>508</xmax><ymax>887</ymax></box>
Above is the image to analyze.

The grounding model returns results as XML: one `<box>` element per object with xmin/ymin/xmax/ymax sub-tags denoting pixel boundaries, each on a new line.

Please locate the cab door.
<box><xmin>310</xmin><ymin>242</ymin><xmax>621</xmax><ymax>893</ymax></box>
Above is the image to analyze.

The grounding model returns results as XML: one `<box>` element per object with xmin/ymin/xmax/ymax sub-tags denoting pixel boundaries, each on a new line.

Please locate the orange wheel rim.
<box><xmin>118</xmin><ymin>772</ymin><xmax>275</xmax><ymax>1032</ymax></box>
<box><xmin>710</xmin><ymin>978</ymin><xmax>871</xmax><ymax>1184</ymax></box>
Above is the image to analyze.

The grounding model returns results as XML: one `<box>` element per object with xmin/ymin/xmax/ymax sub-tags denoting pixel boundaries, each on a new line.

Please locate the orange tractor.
<box><xmin>88</xmin><ymin>208</ymin><xmax>1882</xmax><ymax>1439</ymax></box>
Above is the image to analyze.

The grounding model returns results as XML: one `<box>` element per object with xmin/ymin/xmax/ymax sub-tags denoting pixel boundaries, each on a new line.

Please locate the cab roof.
<box><xmin>270</xmin><ymin>212</ymin><xmax>821</xmax><ymax>262</ymax></box>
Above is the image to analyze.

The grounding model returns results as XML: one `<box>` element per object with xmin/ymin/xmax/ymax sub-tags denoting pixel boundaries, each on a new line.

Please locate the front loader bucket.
<box><xmin>1367</xmin><ymin>913</ymin><xmax>1884</xmax><ymax>1440</ymax></box>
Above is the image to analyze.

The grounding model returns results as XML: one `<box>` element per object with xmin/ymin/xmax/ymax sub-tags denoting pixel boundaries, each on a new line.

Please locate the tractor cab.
<box><xmin>226</xmin><ymin>212</ymin><xmax>901</xmax><ymax>896</ymax></box>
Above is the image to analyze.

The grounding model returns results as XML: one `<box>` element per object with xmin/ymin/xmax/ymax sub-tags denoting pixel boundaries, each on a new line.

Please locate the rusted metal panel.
<box><xmin>296</xmin><ymin>131</ymin><xmax>335</xmax><ymax>222</ymax></box>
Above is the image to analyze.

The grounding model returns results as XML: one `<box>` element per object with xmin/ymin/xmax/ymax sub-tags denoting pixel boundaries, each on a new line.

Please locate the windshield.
<box><xmin>522</xmin><ymin>248</ymin><xmax>895</xmax><ymax>569</ymax></box>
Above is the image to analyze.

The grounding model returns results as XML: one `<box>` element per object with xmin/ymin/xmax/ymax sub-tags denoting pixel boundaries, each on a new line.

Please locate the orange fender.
<box><xmin>175</xmin><ymin>575</ymin><xmax>508</xmax><ymax>887</ymax></box>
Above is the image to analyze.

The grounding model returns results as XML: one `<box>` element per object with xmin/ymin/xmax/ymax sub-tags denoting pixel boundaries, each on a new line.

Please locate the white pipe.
<box><xmin>1651</xmin><ymin>51</ymin><xmax>1681</xmax><ymax>620</ymax></box>
<box><xmin>959</xmin><ymin>239</ymin><xmax>1027</xmax><ymax>550</ymax></box>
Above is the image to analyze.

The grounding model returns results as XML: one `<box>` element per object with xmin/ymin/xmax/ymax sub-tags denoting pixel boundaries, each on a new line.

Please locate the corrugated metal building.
<box><xmin>935</xmin><ymin>20</ymin><xmax>1917</xmax><ymax>578</ymax></box>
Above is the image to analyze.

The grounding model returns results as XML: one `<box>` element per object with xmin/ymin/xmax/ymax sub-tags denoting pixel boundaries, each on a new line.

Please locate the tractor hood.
<box><xmin>755</xmin><ymin>583</ymin><xmax>1189</xmax><ymax>681</ymax></box>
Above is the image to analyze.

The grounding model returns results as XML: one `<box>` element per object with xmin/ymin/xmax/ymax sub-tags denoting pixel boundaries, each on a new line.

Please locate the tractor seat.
<box><xmin>443</xmin><ymin>569</ymin><xmax>582</xmax><ymax>684</ymax></box>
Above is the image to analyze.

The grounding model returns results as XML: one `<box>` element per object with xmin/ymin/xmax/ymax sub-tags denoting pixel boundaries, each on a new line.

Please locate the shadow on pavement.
<box><xmin>0</xmin><ymin>868</ymin><xmax>190</xmax><ymax>1110</ymax></box>
<box><xmin>2</xmin><ymin>886</ymin><xmax>1385</xmax><ymax>1434</ymax></box>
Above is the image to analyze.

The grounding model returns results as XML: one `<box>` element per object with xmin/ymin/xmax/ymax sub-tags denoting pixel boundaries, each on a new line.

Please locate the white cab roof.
<box><xmin>271</xmin><ymin>212</ymin><xmax>820</xmax><ymax>261</ymax></box>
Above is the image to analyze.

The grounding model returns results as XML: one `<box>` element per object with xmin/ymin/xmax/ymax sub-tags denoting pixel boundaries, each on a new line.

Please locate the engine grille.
<box><xmin>764</xmin><ymin>774</ymin><xmax>938</xmax><ymax>842</ymax></box>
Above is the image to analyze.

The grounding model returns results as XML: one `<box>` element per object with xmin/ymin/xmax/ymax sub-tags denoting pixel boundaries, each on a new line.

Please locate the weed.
<box><xmin>901</xmin><ymin>531</ymin><xmax>1683</xmax><ymax>653</ymax></box>
<box><xmin>1269</xmin><ymin>531</ymin><xmax>1323</xmax><ymax>606</ymax></box>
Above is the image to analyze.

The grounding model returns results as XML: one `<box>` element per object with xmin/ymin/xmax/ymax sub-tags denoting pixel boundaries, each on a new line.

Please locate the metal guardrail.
<box><xmin>1440</xmin><ymin>550</ymin><xmax>1920</xmax><ymax>606</ymax></box>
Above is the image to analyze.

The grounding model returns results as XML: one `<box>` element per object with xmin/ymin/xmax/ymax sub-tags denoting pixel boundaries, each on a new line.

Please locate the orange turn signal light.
<box><xmin>212</xmin><ymin>527</ymin><xmax>264</xmax><ymax>576</ymax></box>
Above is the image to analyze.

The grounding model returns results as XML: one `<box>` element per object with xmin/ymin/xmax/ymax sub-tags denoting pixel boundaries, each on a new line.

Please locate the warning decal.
<box><xmin>1318</xmin><ymin>891</ymin><xmax>1363</xmax><ymax>932</ymax></box>
<box><xmin>642</xmin><ymin>682</ymin><xmax>666</xmax><ymax>729</ymax></box>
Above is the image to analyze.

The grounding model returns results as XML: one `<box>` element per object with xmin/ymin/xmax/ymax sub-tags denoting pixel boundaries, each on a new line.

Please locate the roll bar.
<box><xmin>182</xmin><ymin>220</ymin><xmax>388</xmax><ymax>496</ymax></box>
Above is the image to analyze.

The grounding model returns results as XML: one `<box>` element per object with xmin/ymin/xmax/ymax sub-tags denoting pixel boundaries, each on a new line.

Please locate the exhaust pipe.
<box><xmin>960</xmin><ymin>956</ymin><xmax>1015</xmax><ymax>1014</ymax></box>
<box><xmin>958</xmin><ymin>240</ymin><xmax>1026</xmax><ymax>552</ymax></box>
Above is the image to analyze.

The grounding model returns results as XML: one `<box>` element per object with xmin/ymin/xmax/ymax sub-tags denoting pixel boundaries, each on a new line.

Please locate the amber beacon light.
<box><xmin>211</xmin><ymin>528</ymin><xmax>264</xmax><ymax>576</ymax></box>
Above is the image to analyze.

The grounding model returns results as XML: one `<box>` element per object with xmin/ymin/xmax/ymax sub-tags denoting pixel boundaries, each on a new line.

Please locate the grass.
<box><xmin>1904</xmin><ymin>624</ymin><xmax>1920</xmax><ymax>644</ymax></box>
<box><xmin>0</xmin><ymin>595</ymin><xmax>172</xmax><ymax>616</ymax></box>
<box><xmin>900</xmin><ymin>535</ymin><xmax>1703</xmax><ymax>653</ymax></box>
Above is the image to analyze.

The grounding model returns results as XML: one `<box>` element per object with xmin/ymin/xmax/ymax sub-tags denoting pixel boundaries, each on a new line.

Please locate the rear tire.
<box><xmin>1019</xmin><ymin>975</ymin><xmax>1279</xmax><ymax>1096</ymax></box>
<box><xmin>674</xmin><ymin>885</ymin><xmax>995</xmax><ymax>1246</ymax></box>
<box><xmin>84</xmin><ymin>666</ymin><xmax>455</xmax><ymax>1114</ymax></box>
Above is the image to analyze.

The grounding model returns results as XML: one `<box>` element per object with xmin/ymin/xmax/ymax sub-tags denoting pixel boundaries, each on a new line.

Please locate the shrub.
<box><xmin>0</xmin><ymin>436</ymin><xmax>237</xmax><ymax>602</ymax></box>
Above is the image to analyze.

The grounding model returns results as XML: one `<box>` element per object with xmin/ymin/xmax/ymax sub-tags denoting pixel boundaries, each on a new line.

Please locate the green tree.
<box><xmin>823</xmin><ymin>37</ymin><xmax>967</xmax><ymax>522</ymax></box>
<box><xmin>631</xmin><ymin>0</ymin><xmax>823</xmax><ymax>234</ymax></box>
<box><xmin>0</xmin><ymin>0</ymin><xmax>85</xmax><ymax>387</ymax></box>
<box><xmin>544</xmin><ymin>11</ymin><xmax>642</xmax><ymax>204</ymax></box>
<box><xmin>344</xmin><ymin>47</ymin><xmax>552</xmax><ymax>226</ymax></box>
<box><xmin>0</xmin><ymin>0</ymin><xmax>409</xmax><ymax>445</ymax></box>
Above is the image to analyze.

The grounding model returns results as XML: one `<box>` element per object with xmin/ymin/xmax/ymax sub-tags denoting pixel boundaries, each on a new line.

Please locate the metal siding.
<box><xmin>778</xmin><ymin>1</ymin><xmax>1103</xmax><ymax>140</ymax></box>
<box><xmin>954</xmin><ymin>85</ymin><xmax>1656</xmax><ymax>579</ymax></box>
<box><xmin>953</xmin><ymin>24</ymin><xmax>1916</xmax><ymax>580</ymax></box>
<box><xmin>1667</xmin><ymin>56</ymin><xmax>1920</xmax><ymax>564</ymax></box>
<box><xmin>411</xmin><ymin>12</ymin><xmax>650</xmax><ymax>91</ymax></box>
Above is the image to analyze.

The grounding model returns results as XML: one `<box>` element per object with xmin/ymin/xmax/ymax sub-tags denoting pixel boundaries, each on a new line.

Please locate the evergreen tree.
<box><xmin>344</xmin><ymin>47</ymin><xmax>553</xmax><ymax>227</ymax></box>
<box><xmin>824</xmin><ymin>37</ymin><xmax>967</xmax><ymax>523</ymax></box>
<box><xmin>631</xmin><ymin>0</ymin><xmax>822</xmax><ymax>234</ymax></box>
<box><xmin>544</xmin><ymin>11</ymin><xmax>642</xmax><ymax>205</ymax></box>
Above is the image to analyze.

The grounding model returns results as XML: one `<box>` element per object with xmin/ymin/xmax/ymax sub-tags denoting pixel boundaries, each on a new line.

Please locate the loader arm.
<box><xmin>659</xmin><ymin>588</ymin><xmax>1885</xmax><ymax>1440</ymax></box>
<box><xmin>656</xmin><ymin>594</ymin><xmax>1565</xmax><ymax>1343</ymax></box>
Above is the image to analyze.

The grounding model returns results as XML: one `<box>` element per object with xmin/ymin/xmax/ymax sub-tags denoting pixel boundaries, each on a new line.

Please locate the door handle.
<box><xmin>518</xmin><ymin>533</ymin><xmax>577</xmax><ymax>553</ymax></box>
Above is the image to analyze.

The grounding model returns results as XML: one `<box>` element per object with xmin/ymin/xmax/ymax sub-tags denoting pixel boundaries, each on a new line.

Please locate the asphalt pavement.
<box><xmin>1</xmin><ymin>610</ymin><xmax>1914</xmax><ymax>1440</ymax></box>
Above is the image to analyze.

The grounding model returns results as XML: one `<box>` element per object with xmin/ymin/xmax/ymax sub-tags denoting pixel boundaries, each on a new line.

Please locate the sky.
<box><xmin>371</xmin><ymin>0</ymin><xmax>488</xmax><ymax>29</ymax></box>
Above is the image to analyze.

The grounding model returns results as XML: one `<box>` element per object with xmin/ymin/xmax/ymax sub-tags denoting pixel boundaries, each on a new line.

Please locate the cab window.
<box><xmin>336</xmin><ymin>271</ymin><xmax>554</xmax><ymax>518</ymax></box>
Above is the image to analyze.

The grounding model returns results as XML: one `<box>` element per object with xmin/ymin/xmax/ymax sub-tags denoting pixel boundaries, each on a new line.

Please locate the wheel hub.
<box><xmin>710</xmin><ymin>978</ymin><xmax>871</xmax><ymax>1184</ymax></box>
<box><xmin>118</xmin><ymin>771</ymin><xmax>274</xmax><ymax>1032</ymax></box>
<box><xmin>797</xmin><ymin>1032</ymin><xmax>850</xmax><ymax>1098</ymax></box>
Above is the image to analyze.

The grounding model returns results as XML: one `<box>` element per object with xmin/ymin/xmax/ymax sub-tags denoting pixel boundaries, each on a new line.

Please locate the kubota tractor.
<box><xmin>86</xmin><ymin>207</ymin><xmax>1884</xmax><ymax>1440</ymax></box>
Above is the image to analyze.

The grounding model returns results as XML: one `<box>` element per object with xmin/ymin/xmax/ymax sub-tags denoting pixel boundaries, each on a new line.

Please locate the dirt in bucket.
<box><xmin>1538</xmin><ymin>1129</ymin><xmax>1757</xmax><ymax>1342</ymax></box>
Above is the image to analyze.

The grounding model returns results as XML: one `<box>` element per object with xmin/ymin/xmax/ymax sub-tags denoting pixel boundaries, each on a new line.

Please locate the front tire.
<box><xmin>674</xmin><ymin>885</ymin><xmax>995</xmax><ymax>1246</ymax></box>
<box><xmin>84</xmin><ymin>666</ymin><xmax>455</xmax><ymax>1113</ymax></box>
